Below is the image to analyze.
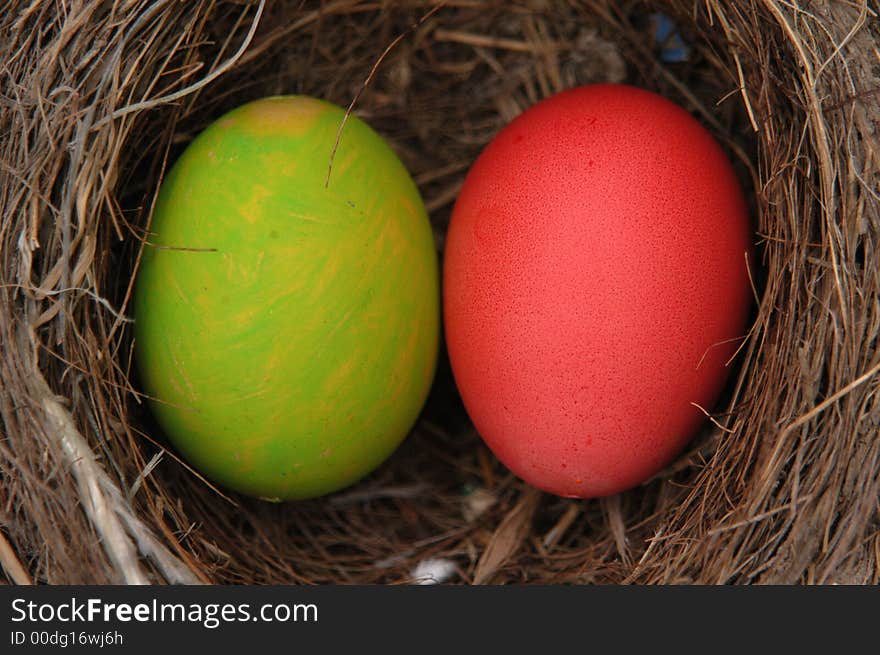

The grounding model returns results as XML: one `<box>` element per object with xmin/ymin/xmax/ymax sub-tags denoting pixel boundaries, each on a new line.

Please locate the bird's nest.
<box><xmin>1</xmin><ymin>0</ymin><xmax>878</xmax><ymax>584</ymax></box>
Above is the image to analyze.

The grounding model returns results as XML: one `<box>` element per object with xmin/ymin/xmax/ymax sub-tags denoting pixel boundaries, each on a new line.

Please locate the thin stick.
<box><xmin>777</xmin><ymin>359</ymin><xmax>880</xmax><ymax>440</ymax></box>
<box><xmin>433</xmin><ymin>29</ymin><xmax>548</xmax><ymax>53</ymax></box>
<box><xmin>325</xmin><ymin>2</ymin><xmax>447</xmax><ymax>188</ymax></box>
<box><xmin>0</xmin><ymin>531</ymin><xmax>32</xmax><ymax>585</ymax></box>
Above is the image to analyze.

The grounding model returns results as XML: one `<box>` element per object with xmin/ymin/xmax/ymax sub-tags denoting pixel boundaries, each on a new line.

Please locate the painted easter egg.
<box><xmin>443</xmin><ymin>84</ymin><xmax>753</xmax><ymax>498</ymax></box>
<box><xmin>134</xmin><ymin>95</ymin><xmax>439</xmax><ymax>500</ymax></box>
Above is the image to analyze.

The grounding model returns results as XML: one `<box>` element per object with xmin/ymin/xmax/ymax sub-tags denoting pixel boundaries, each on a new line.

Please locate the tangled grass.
<box><xmin>0</xmin><ymin>0</ymin><xmax>878</xmax><ymax>584</ymax></box>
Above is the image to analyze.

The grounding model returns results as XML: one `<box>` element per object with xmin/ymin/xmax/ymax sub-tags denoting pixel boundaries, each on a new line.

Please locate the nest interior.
<box><xmin>1</xmin><ymin>0</ymin><xmax>879</xmax><ymax>585</ymax></box>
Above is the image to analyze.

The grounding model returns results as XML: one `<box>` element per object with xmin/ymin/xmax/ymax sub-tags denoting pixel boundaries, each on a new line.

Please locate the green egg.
<box><xmin>133</xmin><ymin>96</ymin><xmax>439</xmax><ymax>500</ymax></box>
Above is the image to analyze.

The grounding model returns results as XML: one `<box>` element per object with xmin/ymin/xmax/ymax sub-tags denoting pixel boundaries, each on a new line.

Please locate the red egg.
<box><xmin>444</xmin><ymin>83</ymin><xmax>753</xmax><ymax>498</ymax></box>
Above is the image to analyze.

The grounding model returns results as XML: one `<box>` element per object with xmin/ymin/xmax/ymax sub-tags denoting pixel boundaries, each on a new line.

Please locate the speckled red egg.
<box><xmin>444</xmin><ymin>83</ymin><xmax>753</xmax><ymax>498</ymax></box>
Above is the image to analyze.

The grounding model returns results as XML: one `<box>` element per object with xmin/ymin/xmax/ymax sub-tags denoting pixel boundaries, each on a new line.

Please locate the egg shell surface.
<box><xmin>443</xmin><ymin>83</ymin><xmax>753</xmax><ymax>498</ymax></box>
<box><xmin>134</xmin><ymin>96</ymin><xmax>439</xmax><ymax>501</ymax></box>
